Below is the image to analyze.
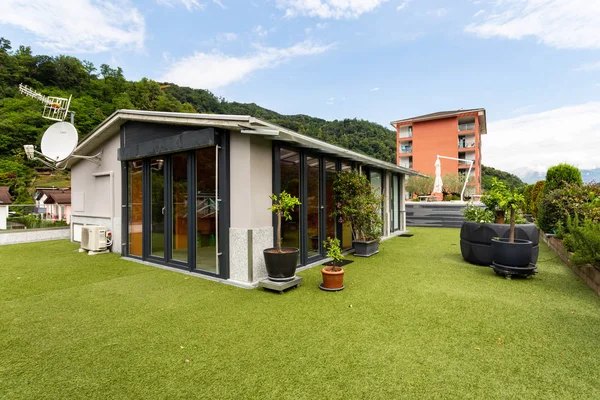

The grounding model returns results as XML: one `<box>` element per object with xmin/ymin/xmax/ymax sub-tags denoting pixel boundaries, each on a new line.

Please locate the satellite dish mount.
<box><xmin>19</xmin><ymin>84</ymin><xmax>101</xmax><ymax>168</ymax></box>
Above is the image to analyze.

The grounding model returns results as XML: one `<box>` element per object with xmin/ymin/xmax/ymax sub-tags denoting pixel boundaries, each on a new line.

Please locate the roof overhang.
<box><xmin>67</xmin><ymin>110</ymin><xmax>424</xmax><ymax>177</ymax></box>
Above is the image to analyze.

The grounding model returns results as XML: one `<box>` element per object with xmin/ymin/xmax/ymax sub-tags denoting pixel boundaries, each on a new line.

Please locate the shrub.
<box><xmin>405</xmin><ymin>175</ymin><xmax>434</xmax><ymax>197</ymax></box>
<box><xmin>332</xmin><ymin>170</ymin><xmax>384</xmax><ymax>242</ymax></box>
<box><xmin>521</xmin><ymin>184</ymin><xmax>534</xmax><ymax>214</ymax></box>
<box><xmin>463</xmin><ymin>202</ymin><xmax>494</xmax><ymax>224</ymax></box>
<box><xmin>565</xmin><ymin>216</ymin><xmax>600</xmax><ymax>267</ymax></box>
<box><xmin>544</xmin><ymin>164</ymin><xmax>582</xmax><ymax>194</ymax></box>
<box><xmin>7</xmin><ymin>215</ymin><xmax>68</xmax><ymax>229</ymax></box>
<box><xmin>538</xmin><ymin>182</ymin><xmax>600</xmax><ymax>234</ymax></box>
<box><xmin>530</xmin><ymin>180</ymin><xmax>545</xmax><ymax>218</ymax></box>
<box><xmin>537</xmin><ymin>190</ymin><xmax>562</xmax><ymax>233</ymax></box>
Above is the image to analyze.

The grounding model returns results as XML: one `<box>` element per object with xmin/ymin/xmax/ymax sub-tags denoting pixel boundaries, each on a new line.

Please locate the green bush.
<box><xmin>530</xmin><ymin>180</ymin><xmax>545</xmax><ymax>218</ymax></box>
<box><xmin>463</xmin><ymin>202</ymin><xmax>494</xmax><ymax>224</ymax></box>
<box><xmin>537</xmin><ymin>190</ymin><xmax>562</xmax><ymax>233</ymax></box>
<box><xmin>544</xmin><ymin>164</ymin><xmax>582</xmax><ymax>195</ymax></box>
<box><xmin>8</xmin><ymin>215</ymin><xmax>68</xmax><ymax>229</ymax></box>
<box><xmin>565</xmin><ymin>216</ymin><xmax>600</xmax><ymax>267</ymax></box>
<box><xmin>538</xmin><ymin>183</ymin><xmax>600</xmax><ymax>234</ymax></box>
<box><xmin>521</xmin><ymin>184</ymin><xmax>534</xmax><ymax>214</ymax></box>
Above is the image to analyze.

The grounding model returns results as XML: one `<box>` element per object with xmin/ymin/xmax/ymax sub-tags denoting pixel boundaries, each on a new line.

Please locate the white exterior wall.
<box><xmin>0</xmin><ymin>205</ymin><xmax>7</xmax><ymax>230</ymax></box>
<box><xmin>229</xmin><ymin>132</ymin><xmax>273</xmax><ymax>284</ymax></box>
<box><xmin>70</xmin><ymin>133</ymin><xmax>122</xmax><ymax>253</ymax></box>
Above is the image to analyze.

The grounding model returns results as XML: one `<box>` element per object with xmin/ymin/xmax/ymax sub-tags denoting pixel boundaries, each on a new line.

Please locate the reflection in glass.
<box><xmin>128</xmin><ymin>161</ymin><xmax>143</xmax><ymax>257</ymax></box>
<box><xmin>196</xmin><ymin>147</ymin><xmax>217</xmax><ymax>273</ymax></box>
<box><xmin>325</xmin><ymin>160</ymin><xmax>336</xmax><ymax>241</ymax></box>
<box><xmin>370</xmin><ymin>170</ymin><xmax>384</xmax><ymax>235</ymax></box>
<box><xmin>307</xmin><ymin>156</ymin><xmax>320</xmax><ymax>258</ymax></box>
<box><xmin>172</xmin><ymin>153</ymin><xmax>188</xmax><ymax>262</ymax></box>
<box><xmin>341</xmin><ymin>161</ymin><xmax>353</xmax><ymax>249</ymax></box>
<box><xmin>393</xmin><ymin>175</ymin><xmax>399</xmax><ymax>231</ymax></box>
<box><xmin>280</xmin><ymin>148</ymin><xmax>300</xmax><ymax>250</ymax></box>
<box><xmin>151</xmin><ymin>158</ymin><xmax>165</xmax><ymax>258</ymax></box>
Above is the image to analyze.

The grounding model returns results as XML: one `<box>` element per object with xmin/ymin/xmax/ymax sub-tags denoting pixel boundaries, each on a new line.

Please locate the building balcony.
<box><xmin>400</xmin><ymin>147</ymin><xmax>413</xmax><ymax>154</ymax></box>
<box><xmin>458</xmin><ymin>142</ymin><xmax>476</xmax><ymax>149</ymax></box>
<box><xmin>398</xmin><ymin>134</ymin><xmax>413</xmax><ymax>140</ymax></box>
<box><xmin>458</xmin><ymin>122</ymin><xmax>475</xmax><ymax>132</ymax></box>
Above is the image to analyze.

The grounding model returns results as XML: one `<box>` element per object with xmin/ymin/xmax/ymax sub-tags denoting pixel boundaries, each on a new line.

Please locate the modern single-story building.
<box><xmin>67</xmin><ymin>110</ymin><xmax>420</xmax><ymax>287</ymax></box>
<box><xmin>0</xmin><ymin>186</ymin><xmax>11</xmax><ymax>230</ymax></box>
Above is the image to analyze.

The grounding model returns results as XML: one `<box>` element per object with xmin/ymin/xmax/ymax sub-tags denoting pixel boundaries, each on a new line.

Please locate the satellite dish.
<box><xmin>40</xmin><ymin>122</ymin><xmax>78</xmax><ymax>162</ymax></box>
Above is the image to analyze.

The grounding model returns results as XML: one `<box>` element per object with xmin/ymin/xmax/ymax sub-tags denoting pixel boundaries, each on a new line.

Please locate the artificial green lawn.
<box><xmin>1</xmin><ymin>227</ymin><xmax>599</xmax><ymax>399</ymax></box>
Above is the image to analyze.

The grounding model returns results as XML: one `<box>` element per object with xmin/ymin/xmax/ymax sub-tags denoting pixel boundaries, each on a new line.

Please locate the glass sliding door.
<box><xmin>340</xmin><ymin>161</ymin><xmax>353</xmax><ymax>250</ymax></box>
<box><xmin>195</xmin><ymin>147</ymin><xmax>217</xmax><ymax>273</ymax></box>
<box><xmin>172</xmin><ymin>153</ymin><xmax>188</xmax><ymax>263</ymax></box>
<box><xmin>392</xmin><ymin>175</ymin><xmax>399</xmax><ymax>231</ymax></box>
<box><xmin>307</xmin><ymin>156</ymin><xmax>320</xmax><ymax>258</ymax></box>
<box><xmin>150</xmin><ymin>157</ymin><xmax>166</xmax><ymax>258</ymax></box>
<box><xmin>280</xmin><ymin>148</ymin><xmax>301</xmax><ymax>250</ymax></box>
<box><xmin>128</xmin><ymin>161</ymin><xmax>143</xmax><ymax>257</ymax></box>
<box><xmin>325</xmin><ymin>160</ymin><xmax>336</xmax><ymax>242</ymax></box>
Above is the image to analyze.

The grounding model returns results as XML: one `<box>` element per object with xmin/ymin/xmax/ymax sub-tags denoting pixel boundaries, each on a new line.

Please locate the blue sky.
<box><xmin>1</xmin><ymin>0</ymin><xmax>599</xmax><ymax>173</ymax></box>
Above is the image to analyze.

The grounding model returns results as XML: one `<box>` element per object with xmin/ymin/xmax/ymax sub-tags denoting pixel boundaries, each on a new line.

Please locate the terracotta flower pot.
<box><xmin>321</xmin><ymin>266</ymin><xmax>344</xmax><ymax>289</ymax></box>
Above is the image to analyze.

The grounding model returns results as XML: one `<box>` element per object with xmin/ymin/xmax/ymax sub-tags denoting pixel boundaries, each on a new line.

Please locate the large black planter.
<box><xmin>491</xmin><ymin>238</ymin><xmax>533</xmax><ymax>267</ymax></box>
<box><xmin>263</xmin><ymin>248</ymin><xmax>299</xmax><ymax>282</ymax></box>
<box><xmin>353</xmin><ymin>240</ymin><xmax>379</xmax><ymax>257</ymax></box>
<box><xmin>460</xmin><ymin>221</ymin><xmax>539</xmax><ymax>266</ymax></box>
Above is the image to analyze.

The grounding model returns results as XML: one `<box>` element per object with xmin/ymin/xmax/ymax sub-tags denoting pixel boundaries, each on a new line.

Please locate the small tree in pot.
<box><xmin>332</xmin><ymin>170</ymin><xmax>383</xmax><ymax>257</ymax></box>
<box><xmin>321</xmin><ymin>237</ymin><xmax>345</xmax><ymax>290</ymax></box>
<box><xmin>264</xmin><ymin>191</ymin><xmax>301</xmax><ymax>282</ymax></box>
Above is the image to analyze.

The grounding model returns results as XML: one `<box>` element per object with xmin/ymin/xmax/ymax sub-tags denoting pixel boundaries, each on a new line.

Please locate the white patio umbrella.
<box><xmin>432</xmin><ymin>157</ymin><xmax>443</xmax><ymax>194</ymax></box>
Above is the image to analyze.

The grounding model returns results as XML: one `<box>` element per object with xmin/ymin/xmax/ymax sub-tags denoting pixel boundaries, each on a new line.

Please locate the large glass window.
<box><xmin>325</xmin><ymin>160</ymin><xmax>336</xmax><ymax>241</ymax></box>
<box><xmin>172</xmin><ymin>153</ymin><xmax>188</xmax><ymax>263</ymax></box>
<box><xmin>307</xmin><ymin>156</ymin><xmax>320</xmax><ymax>258</ymax></box>
<box><xmin>340</xmin><ymin>161</ymin><xmax>353</xmax><ymax>249</ymax></box>
<box><xmin>392</xmin><ymin>175</ymin><xmax>400</xmax><ymax>231</ymax></box>
<box><xmin>150</xmin><ymin>158</ymin><xmax>165</xmax><ymax>258</ymax></box>
<box><xmin>128</xmin><ymin>161</ymin><xmax>143</xmax><ymax>257</ymax></box>
<box><xmin>196</xmin><ymin>147</ymin><xmax>217</xmax><ymax>273</ymax></box>
<box><xmin>280</xmin><ymin>148</ymin><xmax>301</xmax><ymax>250</ymax></box>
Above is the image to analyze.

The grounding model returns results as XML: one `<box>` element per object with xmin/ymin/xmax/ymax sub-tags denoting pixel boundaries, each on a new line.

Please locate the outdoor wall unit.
<box><xmin>80</xmin><ymin>226</ymin><xmax>108</xmax><ymax>252</ymax></box>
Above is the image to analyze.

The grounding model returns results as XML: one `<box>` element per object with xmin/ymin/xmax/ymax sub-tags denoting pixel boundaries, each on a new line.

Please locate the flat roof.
<box><xmin>390</xmin><ymin>108</ymin><xmax>487</xmax><ymax>134</ymax></box>
<box><xmin>69</xmin><ymin>110</ymin><xmax>423</xmax><ymax>176</ymax></box>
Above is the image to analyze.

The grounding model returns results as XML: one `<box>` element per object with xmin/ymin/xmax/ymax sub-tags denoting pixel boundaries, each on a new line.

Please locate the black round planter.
<box><xmin>263</xmin><ymin>248</ymin><xmax>299</xmax><ymax>282</ymax></box>
<box><xmin>491</xmin><ymin>238</ymin><xmax>533</xmax><ymax>268</ymax></box>
<box><xmin>460</xmin><ymin>221</ymin><xmax>539</xmax><ymax>266</ymax></box>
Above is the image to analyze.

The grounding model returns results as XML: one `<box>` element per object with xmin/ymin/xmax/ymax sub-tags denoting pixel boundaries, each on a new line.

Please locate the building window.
<box><xmin>280</xmin><ymin>148</ymin><xmax>301</xmax><ymax>250</ymax></box>
<box><xmin>127</xmin><ymin>161</ymin><xmax>143</xmax><ymax>257</ymax></box>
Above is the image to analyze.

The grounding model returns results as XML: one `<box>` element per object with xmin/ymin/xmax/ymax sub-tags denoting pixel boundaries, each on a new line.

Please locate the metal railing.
<box><xmin>458</xmin><ymin>142</ymin><xmax>476</xmax><ymax>148</ymax></box>
<box><xmin>400</xmin><ymin>147</ymin><xmax>413</xmax><ymax>153</ymax></box>
<box><xmin>458</xmin><ymin>123</ymin><xmax>475</xmax><ymax>131</ymax></box>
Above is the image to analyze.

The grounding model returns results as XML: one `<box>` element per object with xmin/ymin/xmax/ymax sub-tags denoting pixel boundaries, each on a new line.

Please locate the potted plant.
<box><xmin>332</xmin><ymin>170</ymin><xmax>383</xmax><ymax>257</ymax></box>
<box><xmin>460</xmin><ymin>179</ymin><xmax>539</xmax><ymax>267</ymax></box>
<box><xmin>264</xmin><ymin>191</ymin><xmax>301</xmax><ymax>282</ymax></box>
<box><xmin>321</xmin><ymin>237</ymin><xmax>345</xmax><ymax>291</ymax></box>
<box><xmin>490</xmin><ymin>188</ymin><xmax>534</xmax><ymax>270</ymax></box>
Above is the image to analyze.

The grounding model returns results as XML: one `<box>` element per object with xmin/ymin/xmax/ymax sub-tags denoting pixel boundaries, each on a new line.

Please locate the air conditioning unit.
<box><xmin>81</xmin><ymin>226</ymin><xmax>108</xmax><ymax>252</ymax></box>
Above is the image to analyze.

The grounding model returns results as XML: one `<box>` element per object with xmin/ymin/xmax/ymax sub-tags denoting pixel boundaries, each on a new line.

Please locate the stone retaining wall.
<box><xmin>540</xmin><ymin>232</ymin><xmax>600</xmax><ymax>296</ymax></box>
<box><xmin>0</xmin><ymin>227</ymin><xmax>70</xmax><ymax>246</ymax></box>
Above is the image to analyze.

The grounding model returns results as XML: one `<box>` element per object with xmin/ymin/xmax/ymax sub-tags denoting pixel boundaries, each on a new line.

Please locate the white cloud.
<box><xmin>159</xmin><ymin>41</ymin><xmax>334</xmax><ymax>90</ymax></box>
<box><xmin>0</xmin><ymin>0</ymin><xmax>145</xmax><ymax>53</ymax></box>
<box><xmin>277</xmin><ymin>0</ymin><xmax>389</xmax><ymax>19</ymax></box>
<box><xmin>370</xmin><ymin>87</ymin><xmax>380</xmax><ymax>92</ymax></box>
<box><xmin>326</xmin><ymin>96</ymin><xmax>345</xmax><ymax>105</ymax></box>
<box><xmin>575</xmin><ymin>61</ymin><xmax>600</xmax><ymax>72</ymax></box>
<box><xmin>253</xmin><ymin>25</ymin><xmax>269</xmax><ymax>37</ymax></box>
<box><xmin>483</xmin><ymin>102</ymin><xmax>600</xmax><ymax>172</ymax></box>
<box><xmin>473</xmin><ymin>9</ymin><xmax>485</xmax><ymax>17</ymax></box>
<box><xmin>157</xmin><ymin>0</ymin><xmax>204</xmax><ymax>10</ymax></box>
<box><xmin>216</xmin><ymin>32</ymin><xmax>238</xmax><ymax>41</ymax></box>
<box><xmin>465</xmin><ymin>0</ymin><xmax>600</xmax><ymax>50</ymax></box>
<box><xmin>157</xmin><ymin>0</ymin><xmax>225</xmax><ymax>11</ymax></box>
<box><xmin>396</xmin><ymin>1</ymin><xmax>410</xmax><ymax>11</ymax></box>
<box><xmin>427</xmin><ymin>8</ymin><xmax>447</xmax><ymax>17</ymax></box>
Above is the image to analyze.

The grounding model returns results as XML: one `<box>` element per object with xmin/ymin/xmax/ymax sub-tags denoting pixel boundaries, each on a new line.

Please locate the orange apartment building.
<box><xmin>390</xmin><ymin>109</ymin><xmax>487</xmax><ymax>196</ymax></box>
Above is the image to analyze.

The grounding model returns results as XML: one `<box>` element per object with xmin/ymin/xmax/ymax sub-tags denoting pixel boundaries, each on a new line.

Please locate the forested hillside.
<box><xmin>0</xmin><ymin>36</ymin><xmax>518</xmax><ymax>202</ymax></box>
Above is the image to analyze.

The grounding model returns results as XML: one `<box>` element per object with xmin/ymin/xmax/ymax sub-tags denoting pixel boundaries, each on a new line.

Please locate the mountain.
<box><xmin>481</xmin><ymin>165</ymin><xmax>526</xmax><ymax>190</ymax></box>
<box><xmin>512</xmin><ymin>167</ymin><xmax>600</xmax><ymax>184</ymax></box>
